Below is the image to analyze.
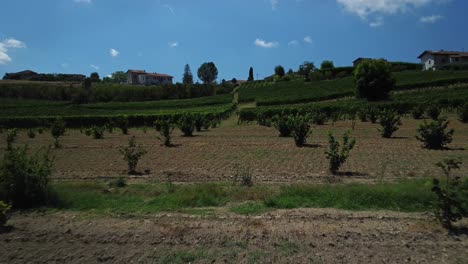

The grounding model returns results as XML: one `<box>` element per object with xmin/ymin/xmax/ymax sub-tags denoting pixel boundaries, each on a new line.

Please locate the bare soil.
<box><xmin>1</xmin><ymin>209</ymin><xmax>467</xmax><ymax>263</ymax></box>
<box><xmin>1</xmin><ymin>116</ymin><xmax>466</xmax><ymax>184</ymax></box>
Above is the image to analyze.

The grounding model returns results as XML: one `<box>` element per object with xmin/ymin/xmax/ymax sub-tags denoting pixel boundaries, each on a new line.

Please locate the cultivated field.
<box><xmin>1</xmin><ymin>115</ymin><xmax>467</xmax><ymax>183</ymax></box>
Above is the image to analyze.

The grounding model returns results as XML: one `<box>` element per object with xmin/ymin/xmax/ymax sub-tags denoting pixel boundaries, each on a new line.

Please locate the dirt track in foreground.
<box><xmin>1</xmin><ymin>209</ymin><xmax>467</xmax><ymax>264</ymax></box>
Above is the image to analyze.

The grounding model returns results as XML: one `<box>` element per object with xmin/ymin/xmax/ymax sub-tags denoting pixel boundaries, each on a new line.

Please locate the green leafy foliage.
<box><xmin>0</xmin><ymin>146</ymin><xmax>53</xmax><ymax>208</ymax></box>
<box><xmin>89</xmin><ymin>126</ymin><xmax>105</xmax><ymax>139</ymax></box>
<box><xmin>115</xmin><ymin>115</ymin><xmax>129</xmax><ymax>135</ymax></box>
<box><xmin>197</xmin><ymin>62</ymin><xmax>218</xmax><ymax>84</ymax></box>
<box><xmin>275</xmin><ymin>65</ymin><xmax>285</xmax><ymax>77</ymax></box>
<box><xmin>27</xmin><ymin>129</ymin><xmax>36</xmax><ymax>138</ymax></box>
<box><xmin>271</xmin><ymin>114</ymin><xmax>292</xmax><ymax>137</ymax></box>
<box><xmin>50</xmin><ymin>118</ymin><xmax>66</xmax><ymax>148</ymax></box>
<box><xmin>416</xmin><ymin>118</ymin><xmax>454</xmax><ymax>149</ymax></box>
<box><xmin>354</xmin><ymin>59</ymin><xmax>395</xmax><ymax>101</ymax></box>
<box><xmin>178</xmin><ymin>113</ymin><xmax>196</xmax><ymax>137</ymax></box>
<box><xmin>154</xmin><ymin>119</ymin><xmax>175</xmax><ymax>147</ymax></box>
<box><xmin>325</xmin><ymin>131</ymin><xmax>356</xmax><ymax>174</ymax></box>
<box><xmin>288</xmin><ymin>115</ymin><xmax>312</xmax><ymax>147</ymax></box>
<box><xmin>378</xmin><ymin>110</ymin><xmax>402</xmax><ymax>138</ymax></box>
<box><xmin>426</xmin><ymin>106</ymin><xmax>440</xmax><ymax>120</ymax></box>
<box><xmin>6</xmin><ymin>128</ymin><xmax>18</xmax><ymax>150</ymax></box>
<box><xmin>120</xmin><ymin>136</ymin><xmax>147</xmax><ymax>175</ymax></box>
<box><xmin>411</xmin><ymin>105</ymin><xmax>425</xmax><ymax>119</ymax></box>
<box><xmin>0</xmin><ymin>201</ymin><xmax>11</xmax><ymax>227</ymax></box>
<box><xmin>458</xmin><ymin>103</ymin><xmax>468</xmax><ymax>123</ymax></box>
<box><xmin>432</xmin><ymin>159</ymin><xmax>466</xmax><ymax>229</ymax></box>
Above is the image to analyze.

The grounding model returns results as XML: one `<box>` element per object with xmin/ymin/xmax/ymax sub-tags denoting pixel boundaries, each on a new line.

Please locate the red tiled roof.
<box><xmin>146</xmin><ymin>73</ymin><xmax>173</xmax><ymax>78</ymax></box>
<box><xmin>126</xmin><ymin>69</ymin><xmax>173</xmax><ymax>78</ymax></box>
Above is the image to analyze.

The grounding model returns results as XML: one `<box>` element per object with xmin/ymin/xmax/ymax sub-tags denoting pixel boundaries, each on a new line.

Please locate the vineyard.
<box><xmin>239</xmin><ymin>70</ymin><xmax>468</xmax><ymax>106</ymax></box>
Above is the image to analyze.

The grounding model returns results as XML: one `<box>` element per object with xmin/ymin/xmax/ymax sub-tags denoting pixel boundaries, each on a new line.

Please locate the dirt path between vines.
<box><xmin>1</xmin><ymin>208</ymin><xmax>467</xmax><ymax>263</ymax></box>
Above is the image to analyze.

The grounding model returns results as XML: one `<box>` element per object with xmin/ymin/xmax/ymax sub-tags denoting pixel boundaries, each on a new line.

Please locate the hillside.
<box><xmin>239</xmin><ymin>70</ymin><xmax>468</xmax><ymax>106</ymax></box>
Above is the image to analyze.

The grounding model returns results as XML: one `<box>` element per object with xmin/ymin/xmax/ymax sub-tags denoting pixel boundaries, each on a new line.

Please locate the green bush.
<box><xmin>416</xmin><ymin>118</ymin><xmax>454</xmax><ymax>149</ymax></box>
<box><xmin>115</xmin><ymin>115</ymin><xmax>129</xmax><ymax>135</ymax></box>
<box><xmin>90</xmin><ymin>126</ymin><xmax>105</xmax><ymax>139</ymax></box>
<box><xmin>194</xmin><ymin>115</ymin><xmax>205</xmax><ymax>132</ymax></box>
<box><xmin>271</xmin><ymin>114</ymin><xmax>292</xmax><ymax>137</ymax></box>
<box><xmin>311</xmin><ymin>112</ymin><xmax>327</xmax><ymax>125</ymax></box>
<box><xmin>154</xmin><ymin>119</ymin><xmax>175</xmax><ymax>147</ymax></box>
<box><xmin>0</xmin><ymin>146</ymin><xmax>53</xmax><ymax>208</ymax></box>
<box><xmin>458</xmin><ymin>103</ymin><xmax>468</xmax><ymax>123</ymax></box>
<box><xmin>411</xmin><ymin>105</ymin><xmax>425</xmax><ymax>119</ymax></box>
<box><xmin>325</xmin><ymin>130</ymin><xmax>356</xmax><ymax>174</ymax></box>
<box><xmin>27</xmin><ymin>129</ymin><xmax>36</xmax><ymax>138</ymax></box>
<box><xmin>178</xmin><ymin>113</ymin><xmax>196</xmax><ymax>137</ymax></box>
<box><xmin>120</xmin><ymin>136</ymin><xmax>147</xmax><ymax>175</ymax></box>
<box><xmin>432</xmin><ymin>158</ymin><xmax>467</xmax><ymax>229</ymax></box>
<box><xmin>354</xmin><ymin>60</ymin><xmax>395</xmax><ymax>101</ymax></box>
<box><xmin>367</xmin><ymin>107</ymin><xmax>378</xmax><ymax>123</ymax></box>
<box><xmin>426</xmin><ymin>106</ymin><xmax>441</xmax><ymax>120</ymax></box>
<box><xmin>50</xmin><ymin>118</ymin><xmax>66</xmax><ymax>148</ymax></box>
<box><xmin>0</xmin><ymin>201</ymin><xmax>11</xmax><ymax>227</ymax></box>
<box><xmin>288</xmin><ymin>115</ymin><xmax>312</xmax><ymax>147</ymax></box>
<box><xmin>6</xmin><ymin>128</ymin><xmax>18</xmax><ymax>150</ymax></box>
<box><xmin>378</xmin><ymin>110</ymin><xmax>402</xmax><ymax>138</ymax></box>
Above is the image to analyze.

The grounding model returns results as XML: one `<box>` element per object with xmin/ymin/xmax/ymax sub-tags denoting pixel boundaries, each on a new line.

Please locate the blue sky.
<box><xmin>1</xmin><ymin>0</ymin><xmax>467</xmax><ymax>82</ymax></box>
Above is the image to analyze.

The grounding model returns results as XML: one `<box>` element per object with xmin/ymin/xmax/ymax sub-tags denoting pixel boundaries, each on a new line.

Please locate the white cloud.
<box><xmin>254</xmin><ymin>38</ymin><xmax>279</xmax><ymax>48</ymax></box>
<box><xmin>169</xmin><ymin>41</ymin><xmax>178</xmax><ymax>48</ymax></box>
<box><xmin>164</xmin><ymin>4</ymin><xmax>175</xmax><ymax>15</ymax></box>
<box><xmin>90</xmin><ymin>64</ymin><xmax>99</xmax><ymax>70</ymax></box>
<box><xmin>109</xmin><ymin>48</ymin><xmax>120</xmax><ymax>57</ymax></box>
<box><xmin>369</xmin><ymin>16</ymin><xmax>384</xmax><ymax>27</ymax></box>
<box><xmin>420</xmin><ymin>14</ymin><xmax>443</xmax><ymax>23</ymax></box>
<box><xmin>0</xmin><ymin>38</ymin><xmax>26</xmax><ymax>64</ymax></box>
<box><xmin>336</xmin><ymin>0</ymin><xmax>441</xmax><ymax>18</ymax></box>
<box><xmin>270</xmin><ymin>0</ymin><xmax>279</xmax><ymax>10</ymax></box>
<box><xmin>74</xmin><ymin>0</ymin><xmax>92</xmax><ymax>4</ymax></box>
<box><xmin>288</xmin><ymin>40</ymin><xmax>299</xmax><ymax>46</ymax></box>
<box><xmin>303</xmin><ymin>36</ymin><xmax>313</xmax><ymax>44</ymax></box>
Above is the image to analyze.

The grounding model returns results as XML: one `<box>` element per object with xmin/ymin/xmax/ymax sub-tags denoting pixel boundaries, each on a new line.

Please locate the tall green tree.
<box><xmin>321</xmin><ymin>60</ymin><xmax>335</xmax><ymax>70</ymax></box>
<box><xmin>298</xmin><ymin>61</ymin><xmax>315</xmax><ymax>79</ymax></box>
<box><xmin>248</xmin><ymin>67</ymin><xmax>254</xmax><ymax>81</ymax></box>
<box><xmin>197</xmin><ymin>62</ymin><xmax>218</xmax><ymax>84</ymax></box>
<box><xmin>354</xmin><ymin>59</ymin><xmax>395</xmax><ymax>101</ymax></box>
<box><xmin>90</xmin><ymin>72</ymin><xmax>100</xmax><ymax>83</ymax></box>
<box><xmin>183</xmin><ymin>64</ymin><xmax>194</xmax><ymax>85</ymax></box>
<box><xmin>274</xmin><ymin>65</ymin><xmax>285</xmax><ymax>77</ymax></box>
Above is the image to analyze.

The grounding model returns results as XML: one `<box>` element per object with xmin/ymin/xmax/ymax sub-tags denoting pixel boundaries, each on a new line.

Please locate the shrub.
<box><xmin>367</xmin><ymin>108</ymin><xmax>378</xmax><ymax>123</ymax></box>
<box><xmin>27</xmin><ymin>129</ymin><xmax>36</xmax><ymax>139</ymax></box>
<box><xmin>325</xmin><ymin>130</ymin><xmax>356</xmax><ymax>174</ymax></box>
<box><xmin>416</xmin><ymin>118</ymin><xmax>454</xmax><ymax>149</ymax></box>
<box><xmin>0</xmin><ymin>146</ymin><xmax>53</xmax><ymax>208</ymax></box>
<box><xmin>6</xmin><ymin>128</ymin><xmax>18</xmax><ymax>150</ymax></box>
<box><xmin>378</xmin><ymin>110</ymin><xmax>401</xmax><ymax>138</ymax></box>
<box><xmin>90</xmin><ymin>126</ymin><xmax>105</xmax><ymax>139</ymax></box>
<box><xmin>50</xmin><ymin>118</ymin><xmax>66</xmax><ymax>148</ymax></box>
<box><xmin>154</xmin><ymin>119</ymin><xmax>175</xmax><ymax>147</ymax></box>
<box><xmin>354</xmin><ymin>59</ymin><xmax>395</xmax><ymax>101</ymax></box>
<box><xmin>458</xmin><ymin>103</ymin><xmax>468</xmax><ymax>123</ymax></box>
<box><xmin>432</xmin><ymin>158</ymin><xmax>466</xmax><ymax>229</ymax></box>
<box><xmin>411</xmin><ymin>105</ymin><xmax>425</xmax><ymax>119</ymax></box>
<box><xmin>311</xmin><ymin>112</ymin><xmax>327</xmax><ymax>125</ymax></box>
<box><xmin>271</xmin><ymin>114</ymin><xmax>292</xmax><ymax>137</ymax></box>
<box><xmin>233</xmin><ymin>165</ymin><xmax>253</xmax><ymax>187</ymax></box>
<box><xmin>178</xmin><ymin>114</ymin><xmax>196</xmax><ymax>137</ymax></box>
<box><xmin>115</xmin><ymin>115</ymin><xmax>129</xmax><ymax>135</ymax></box>
<box><xmin>357</xmin><ymin>110</ymin><xmax>367</xmax><ymax>122</ymax></box>
<box><xmin>426</xmin><ymin>106</ymin><xmax>441</xmax><ymax>120</ymax></box>
<box><xmin>288</xmin><ymin>115</ymin><xmax>312</xmax><ymax>147</ymax></box>
<box><xmin>0</xmin><ymin>200</ymin><xmax>11</xmax><ymax>227</ymax></box>
<box><xmin>120</xmin><ymin>136</ymin><xmax>147</xmax><ymax>175</ymax></box>
<box><xmin>194</xmin><ymin>115</ymin><xmax>205</xmax><ymax>132</ymax></box>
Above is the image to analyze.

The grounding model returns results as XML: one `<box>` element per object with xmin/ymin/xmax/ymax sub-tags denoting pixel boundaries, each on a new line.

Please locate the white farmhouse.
<box><xmin>418</xmin><ymin>50</ymin><xmax>468</xmax><ymax>70</ymax></box>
